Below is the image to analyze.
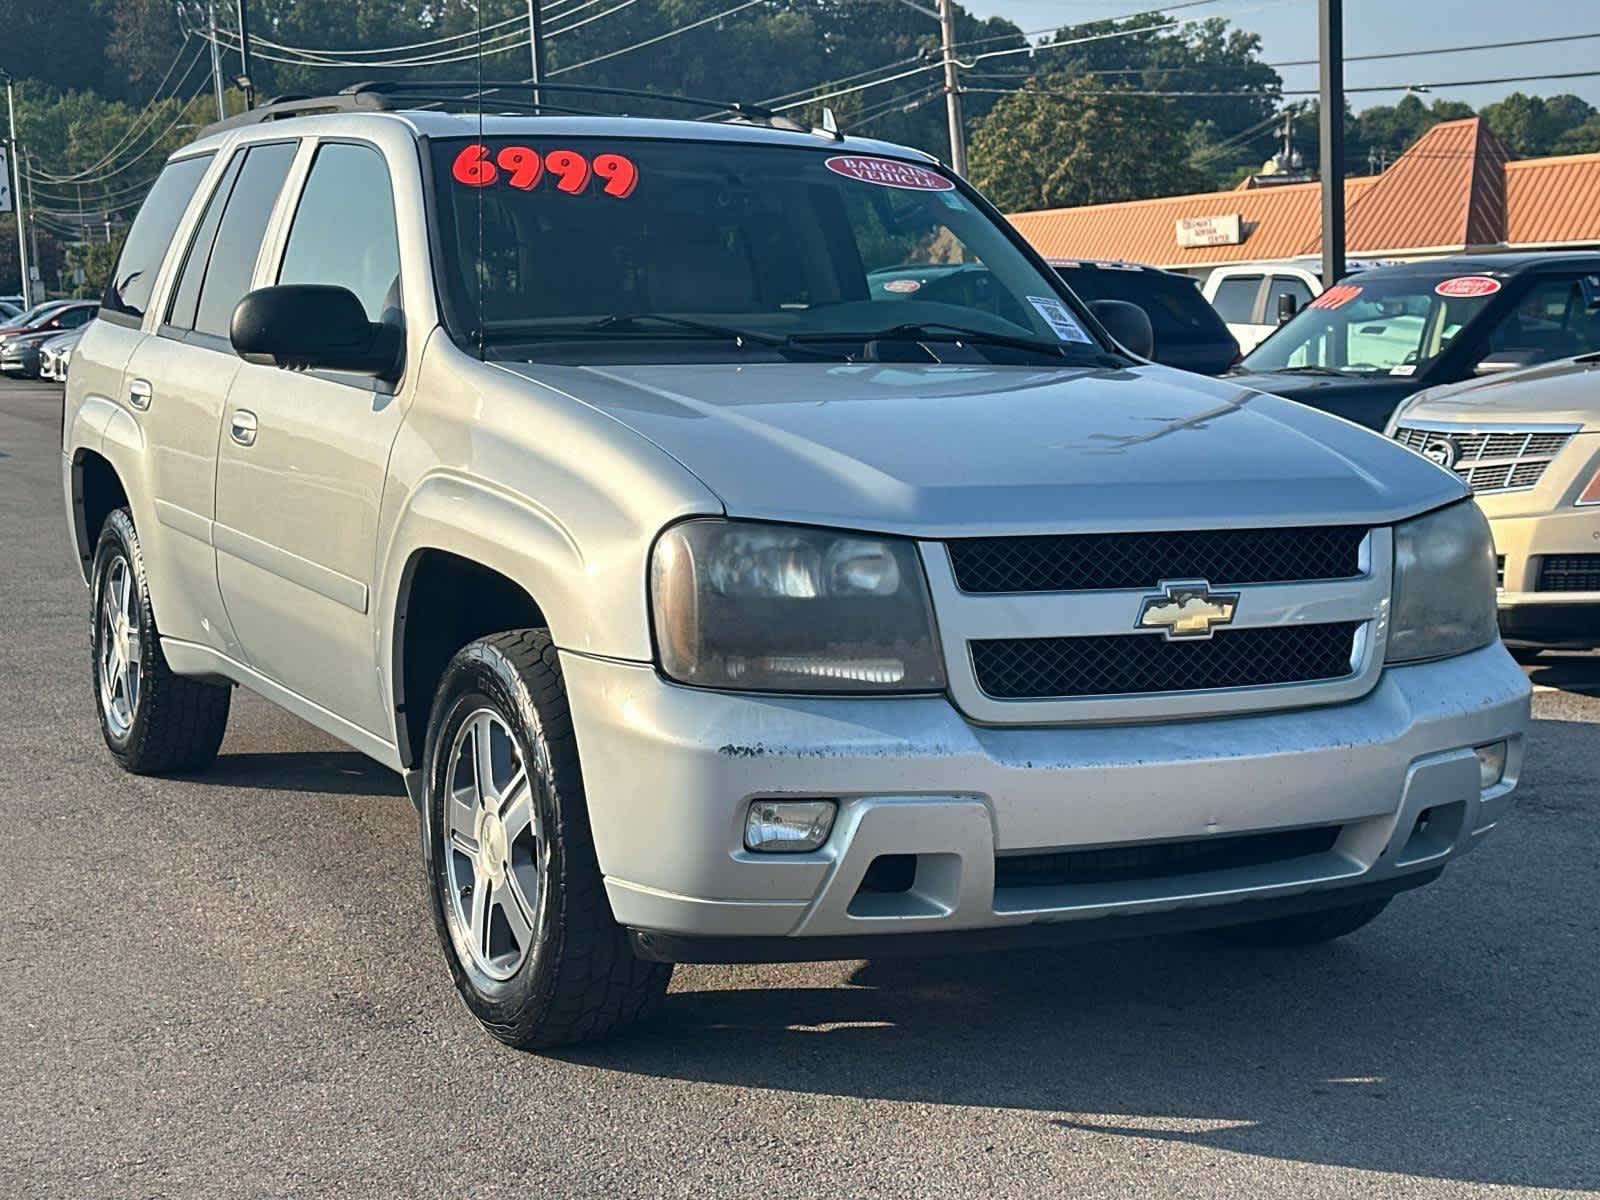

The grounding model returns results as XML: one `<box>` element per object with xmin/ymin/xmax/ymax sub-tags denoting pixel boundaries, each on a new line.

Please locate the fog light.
<box><xmin>744</xmin><ymin>799</ymin><xmax>836</xmax><ymax>852</ymax></box>
<box><xmin>1475</xmin><ymin>741</ymin><xmax>1508</xmax><ymax>789</ymax></box>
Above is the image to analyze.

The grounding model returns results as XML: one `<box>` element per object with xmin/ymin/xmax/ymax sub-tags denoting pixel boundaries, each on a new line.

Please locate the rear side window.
<box><xmin>191</xmin><ymin>142</ymin><xmax>298</xmax><ymax>339</ymax></box>
<box><xmin>102</xmin><ymin>154</ymin><xmax>213</xmax><ymax>324</ymax></box>
<box><xmin>278</xmin><ymin>143</ymin><xmax>401</xmax><ymax>321</ymax></box>
<box><xmin>1210</xmin><ymin>275</ymin><xmax>1262</xmax><ymax>324</ymax></box>
<box><xmin>166</xmin><ymin>154</ymin><xmax>246</xmax><ymax>331</ymax></box>
<box><xmin>1270</xmin><ymin>275</ymin><xmax>1314</xmax><ymax>308</ymax></box>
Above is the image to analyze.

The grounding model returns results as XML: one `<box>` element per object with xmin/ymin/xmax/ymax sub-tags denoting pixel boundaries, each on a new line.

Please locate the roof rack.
<box><xmin>199</xmin><ymin>79</ymin><xmax>826</xmax><ymax>139</ymax></box>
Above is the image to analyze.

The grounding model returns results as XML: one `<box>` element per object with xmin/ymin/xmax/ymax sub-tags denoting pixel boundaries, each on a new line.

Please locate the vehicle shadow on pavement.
<box><xmin>558</xmin><ymin>714</ymin><xmax>1600</xmax><ymax>1192</ymax></box>
<box><xmin>1524</xmin><ymin>651</ymin><xmax>1600</xmax><ymax>696</ymax></box>
<box><xmin>188</xmin><ymin>750</ymin><xmax>408</xmax><ymax>797</ymax></box>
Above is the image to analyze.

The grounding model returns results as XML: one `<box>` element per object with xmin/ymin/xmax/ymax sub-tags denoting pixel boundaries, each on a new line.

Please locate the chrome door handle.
<box><xmin>229</xmin><ymin>409</ymin><xmax>258</xmax><ymax>447</ymax></box>
<box><xmin>128</xmin><ymin>379</ymin><xmax>152</xmax><ymax>410</ymax></box>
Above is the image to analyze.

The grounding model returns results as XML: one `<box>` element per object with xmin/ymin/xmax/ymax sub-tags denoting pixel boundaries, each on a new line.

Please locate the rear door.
<box><xmin>212</xmin><ymin>139</ymin><xmax>407</xmax><ymax>735</ymax></box>
<box><xmin>122</xmin><ymin>139</ymin><xmax>299</xmax><ymax>655</ymax></box>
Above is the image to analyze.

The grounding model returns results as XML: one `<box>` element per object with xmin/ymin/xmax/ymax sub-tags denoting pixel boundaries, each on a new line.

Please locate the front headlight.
<box><xmin>650</xmin><ymin>519</ymin><xmax>946</xmax><ymax>692</ymax></box>
<box><xmin>1386</xmin><ymin>501</ymin><xmax>1499</xmax><ymax>663</ymax></box>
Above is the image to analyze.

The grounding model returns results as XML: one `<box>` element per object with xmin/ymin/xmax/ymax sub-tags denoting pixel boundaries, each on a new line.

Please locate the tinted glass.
<box><xmin>279</xmin><ymin>143</ymin><xmax>401</xmax><ymax>321</ymax></box>
<box><xmin>57</xmin><ymin>306</ymin><xmax>95</xmax><ymax>329</ymax></box>
<box><xmin>1476</xmin><ymin>277</ymin><xmax>1600</xmax><ymax>370</ymax></box>
<box><xmin>1270</xmin><ymin>275</ymin><xmax>1314</xmax><ymax>307</ymax></box>
<box><xmin>193</xmin><ymin>142</ymin><xmax>297</xmax><ymax>339</ymax></box>
<box><xmin>166</xmin><ymin>153</ymin><xmax>246</xmax><ymax>331</ymax></box>
<box><xmin>1243</xmin><ymin>273</ymin><xmax>1497</xmax><ymax>376</ymax></box>
<box><xmin>428</xmin><ymin>138</ymin><xmax>1110</xmax><ymax>365</ymax></box>
<box><xmin>1210</xmin><ymin>275</ymin><xmax>1261</xmax><ymax>323</ymax></box>
<box><xmin>103</xmin><ymin>154</ymin><xmax>213</xmax><ymax>321</ymax></box>
<box><xmin>1058</xmin><ymin>267</ymin><xmax>1231</xmax><ymax>341</ymax></box>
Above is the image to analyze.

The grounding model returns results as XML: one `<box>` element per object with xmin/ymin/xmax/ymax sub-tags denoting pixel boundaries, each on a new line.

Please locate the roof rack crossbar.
<box><xmin>341</xmin><ymin>79</ymin><xmax>778</xmax><ymax>120</ymax></box>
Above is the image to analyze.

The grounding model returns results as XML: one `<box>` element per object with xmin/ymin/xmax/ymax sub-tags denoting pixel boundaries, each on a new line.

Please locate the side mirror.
<box><xmin>231</xmin><ymin>284</ymin><xmax>402</xmax><ymax>380</ymax></box>
<box><xmin>1090</xmin><ymin>299</ymin><xmax>1155</xmax><ymax>360</ymax></box>
<box><xmin>1276</xmin><ymin>292</ymin><xmax>1299</xmax><ymax>324</ymax></box>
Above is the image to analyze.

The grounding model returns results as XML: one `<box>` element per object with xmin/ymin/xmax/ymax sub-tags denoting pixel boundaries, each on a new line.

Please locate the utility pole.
<box><xmin>234</xmin><ymin>0</ymin><xmax>256</xmax><ymax>109</ymax></box>
<box><xmin>23</xmin><ymin>151</ymin><xmax>37</xmax><ymax>277</ymax></box>
<box><xmin>527</xmin><ymin>0</ymin><xmax>546</xmax><ymax>108</ymax></box>
<box><xmin>936</xmin><ymin>0</ymin><xmax>966</xmax><ymax>175</ymax></box>
<box><xmin>1318</xmin><ymin>0</ymin><xmax>1346</xmax><ymax>285</ymax></box>
<box><xmin>208</xmin><ymin>0</ymin><xmax>228</xmax><ymax>120</ymax></box>
<box><xmin>4</xmin><ymin>73</ymin><xmax>32</xmax><ymax>309</ymax></box>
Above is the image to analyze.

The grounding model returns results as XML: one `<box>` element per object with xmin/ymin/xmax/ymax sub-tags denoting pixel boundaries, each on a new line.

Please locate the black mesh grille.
<box><xmin>994</xmin><ymin>826</ymin><xmax>1341</xmax><ymax>890</ymax></box>
<box><xmin>972</xmin><ymin>622</ymin><xmax>1362</xmax><ymax>699</ymax></box>
<box><xmin>948</xmin><ymin>526</ymin><xmax>1366</xmax><ymax>594</ymax></box>
<box><xmin>1538</xmin><ymin>554</ymin><xmax>1600</xmax><ymax>592</ymax></box>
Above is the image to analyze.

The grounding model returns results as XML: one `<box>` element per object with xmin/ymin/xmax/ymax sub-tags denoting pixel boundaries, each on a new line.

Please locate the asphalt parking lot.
<box><xmin>2</xmin><ymin>375</ymin><xmax>1597</xmax><ymax>1198</ymax></box>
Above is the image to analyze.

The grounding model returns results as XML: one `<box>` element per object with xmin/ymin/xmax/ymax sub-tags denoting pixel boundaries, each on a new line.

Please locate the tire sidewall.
<box><xmin>90</xmin><ymin>508</ymin><xmax>152</xmax><ymax>763</ymax></box>
<box><xmin>422</xmin><ymin>642</ymin><xmax>569</xmax><ymax>1024</ymax></box>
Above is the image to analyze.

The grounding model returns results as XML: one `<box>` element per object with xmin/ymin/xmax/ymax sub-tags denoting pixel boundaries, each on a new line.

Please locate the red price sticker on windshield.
<box><xmin>1435</xmin><ymin>275</ymin><xmax>1501</xmax><ymax>298</ymax></box>
<box><xmin>1309</xmin><ymin>284</ymin><xmax>1363</xmax><ymax>310</ymax></box>
<box><xmin>450</xmin><ymin>144</ymin><xmax>638</xmax><ymax>197</ymax></box>
<box><xmin>825</xmin><ymin>155</ymin><xmax>954</xmax><ymax>191</ymax></box>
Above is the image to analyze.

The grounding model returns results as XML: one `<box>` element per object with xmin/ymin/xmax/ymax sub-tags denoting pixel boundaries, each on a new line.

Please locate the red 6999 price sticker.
<box><xmin>450</xmin><ymin>144</ymin><xmax>639</xmax><ymax>198</ymax></box>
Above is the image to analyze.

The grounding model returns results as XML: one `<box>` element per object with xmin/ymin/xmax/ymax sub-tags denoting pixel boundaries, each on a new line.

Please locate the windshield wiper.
<box><xmin>789</xmin><ymin>320</ymin><xmax>1084</xmax><ymax>360</ymax></box>
<box><xmin>492</xmin><ymin>313</ymin><xmax>847</xmax><ymax>360</ymax></box>
<box><xmin>1262</xmin><ymin>365</ymin><xmax>1358</xmax><ymax>377</ymax></box>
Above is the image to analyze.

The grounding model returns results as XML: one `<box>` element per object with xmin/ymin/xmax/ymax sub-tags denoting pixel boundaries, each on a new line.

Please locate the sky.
<box><xmin>961</xmin><ymin>0</ymin><xmax>1600</xmax><ymax>111</ymax></box>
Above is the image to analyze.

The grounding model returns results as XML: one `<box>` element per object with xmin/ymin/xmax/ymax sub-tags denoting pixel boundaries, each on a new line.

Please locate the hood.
<box><xmin>1224</xmin><ymin>370</ymin><xmax>1422</xmax><ymax>432</ymax></box>
<box><xmin>1395</xmin><ymin>356</ymin><xmax>1600</xmax><ymax>433</ymax></box>
<box><xmin>497</xmin><ymin>360</ymin><xmax>1465</xmax><ymax>536</ymax></box>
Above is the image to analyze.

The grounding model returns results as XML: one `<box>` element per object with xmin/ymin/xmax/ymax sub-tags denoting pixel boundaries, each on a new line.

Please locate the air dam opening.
<box><xmin>995</xmin><ymin>825</ymin><xmax>1342</xmax><ymax>890</ymax></box>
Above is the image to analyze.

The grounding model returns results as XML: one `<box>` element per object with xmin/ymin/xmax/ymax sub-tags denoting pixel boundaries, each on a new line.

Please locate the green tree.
<box><xmin>1482</xmin><ymin>91</ymin><xmax>1597</xmax><ymax>155</ymax></box>
<box><xmin>967</xmin><ymin>74</ymin><xmax>1206</xmax><ymax>211</ymax></box>
<box><xmin>1554</xmin><ymin>116</ymin><xmax>1600</xmax><ymax>155</ymax></box>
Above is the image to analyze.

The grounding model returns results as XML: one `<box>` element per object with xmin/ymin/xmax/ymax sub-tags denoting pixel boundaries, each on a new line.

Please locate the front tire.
<box><xmin>1211</xmin><ymin>896</ymin><xmax>1391</xmax><ymax>947</ymax></box>
<box><xmin>90</xmin><ymin>507</ymin><xmax>231</xmax><ymax>773</ymax></box>
<box><xmin>422</xmin><ymin>630</ymin><xmax>670</xmax><ymax>1050</ymax></box>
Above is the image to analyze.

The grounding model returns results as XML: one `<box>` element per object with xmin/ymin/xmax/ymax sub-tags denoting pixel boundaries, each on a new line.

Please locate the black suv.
<box><xmin>1230</xmin><ymin>252</ymin><xmax>1600</xmax><ymax>430</ymax></box>
<box><xmin>1050</xmin><ymin>259</ymin><xmax>1240</xmax><ymax>375</ymax></box>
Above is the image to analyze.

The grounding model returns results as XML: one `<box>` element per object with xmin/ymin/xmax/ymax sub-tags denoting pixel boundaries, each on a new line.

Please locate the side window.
<box><xmin>191</xmin><ymin>142</ymin><xmax>298</xmax><ymax>340</ymax></box>
<box><xmin>278</xmin><ymin>143</ymin><xmax>401</xmax><ymax>321</ymax></box>
<box><xmin>102</xmin><ymin>154</ymin><xmax>213</xmax><ymax>323</ymax></box>
<box><xmin>1210</xmin><ymin>275</ymin><xmax>1262</xmax><ymax>324</ymax></box>
<box><xmin>58</xmin><ymin>307</ymin><xmax>94</xmax><ymax>329</ymax></box>
<box><xmin>1270</xmin><ymin>275</ymin><xmax>1314</xmax><ymax>308</ymax></box>
<box><xmin>1475</xmin><ymin>278</ymin><xmax>1600</xmax><ymax>373</ymax></box>
<box><xmin>166</xmin><ymin>153</ymin><xmax>246</xmax><ymax>332</ymax></box>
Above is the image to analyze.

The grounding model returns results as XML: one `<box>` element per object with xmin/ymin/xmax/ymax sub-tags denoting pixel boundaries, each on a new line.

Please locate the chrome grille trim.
<box><xmin>1392</xmin><ymin>420</ymin><xmax>1580</xmax><ymax>495</ymax></box>
<box><xmin>920</xmin><ymin>528</ymin><xmax>1391</xmax><ymax>726</ymax></box>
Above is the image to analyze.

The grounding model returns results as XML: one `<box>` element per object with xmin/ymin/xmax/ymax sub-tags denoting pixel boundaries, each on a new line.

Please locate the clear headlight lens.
<box><xmin>651</xmin><ymin>520</ymin><xmax>946</xmax><ymax>692</ymax></box>
<box><xmin>1386</xmin><ymin>501</ymin><xmax>1499</xmax><ymax>663</ymax></box>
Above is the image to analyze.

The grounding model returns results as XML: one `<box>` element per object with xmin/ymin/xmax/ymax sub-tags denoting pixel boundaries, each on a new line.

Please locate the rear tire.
<box><xmin>90</xmin><ymin>507</ymin><xmax>231</xmax><ymax>774</ymax></box>
<box><xmin>1211</xmin><ymin>896</ymin><xmax>1391</xmax><ymax>947</ymax></box>
<box><xmin>422</xmin><ymin>629</ymin><xmax>670</xmax><ymax>1050</ymax></box>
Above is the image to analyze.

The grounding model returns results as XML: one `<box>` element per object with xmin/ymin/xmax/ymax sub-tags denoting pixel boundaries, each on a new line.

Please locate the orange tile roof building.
<box><xmin>1007</xmin><ymin>118</ymin><xmax>1600</xmax><ymax>273</ymax></box>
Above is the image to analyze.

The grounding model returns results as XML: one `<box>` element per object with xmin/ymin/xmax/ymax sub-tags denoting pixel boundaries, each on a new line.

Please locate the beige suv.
<box><xmin>62</xmin><ymin>84</ymin><xmax>1529</xmax><ymax>1050</ymax></box>
<box><xmin>1388</xmin><ymin>353</ymin><xmax>1600</xmax><ymax>656</ymax></box>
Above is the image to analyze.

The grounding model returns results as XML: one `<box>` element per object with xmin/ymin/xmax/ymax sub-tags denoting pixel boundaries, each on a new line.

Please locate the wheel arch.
<box><xmin>70</xmin><ymin>448</ymin><xmax>131</xmax><ymax>583</ymax></box>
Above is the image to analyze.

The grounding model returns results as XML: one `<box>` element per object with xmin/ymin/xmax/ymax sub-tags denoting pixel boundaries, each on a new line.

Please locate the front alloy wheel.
<box><xmin>97</xmin><ymin>554</ymin><xmax>142</xmax><ymax>740</ymax></box>
<box><xmin>441</xmin><ymin>709</ymin><xmax>547</xmax><ymax>983</ymax></box>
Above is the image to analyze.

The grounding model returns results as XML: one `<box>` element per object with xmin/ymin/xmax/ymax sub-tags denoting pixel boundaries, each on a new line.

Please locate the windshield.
<box><xmin>429</xmin><ymin>137</ymin><xmax>1108</xmax><ymax>365</ymax></box>
<box><xmin>1242</xmin><ymin>273</ymin><xmax>1498</xmax><ymax>376</ymax></box>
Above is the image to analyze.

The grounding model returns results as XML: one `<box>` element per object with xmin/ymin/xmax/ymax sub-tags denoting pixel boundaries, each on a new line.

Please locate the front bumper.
<box><xmin>561</xmin><ymin>644</ymin><xmax>1529</xmax><ymax>958</ymax></box>
<box><xmin>1486</xmin><ymin>504</ymin><xmax>1600</xmax><ymax>648</ymax></box>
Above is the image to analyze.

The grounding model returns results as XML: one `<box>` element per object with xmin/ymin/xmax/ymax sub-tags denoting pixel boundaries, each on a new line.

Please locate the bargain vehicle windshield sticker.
<box><xmin>825</xmin><ymin>156</ymin><xmax>955</xmax><ymax>191</ymax></box>
<box><xmin>450</xmin><ymin>144</ymin><xmax>639</xmax><ymax>197</ymax></box>
<box><xmin>1309</xmin><ymin>284</ymin><xmax>1363</xmax><ymax>310</ymax></box>
<box><xmin>881</xmin><ymin>278</ymin><xmax>922</xmax><ymax>294</ymax></box>
<box><xmin>1026</xmin><ymin>296</ymin><xmax>1094</xmax><ymax>343</ymax></box>
<box><xmin>1435</xmin><ymin>275</ymin><xmax>1502</xmax><ymax>298</ymax></box>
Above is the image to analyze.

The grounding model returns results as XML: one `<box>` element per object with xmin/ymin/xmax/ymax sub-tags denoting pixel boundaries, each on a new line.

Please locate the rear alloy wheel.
<box><xmin>423</xmin><ymin>630</ymin><xmax>670</xmax><ymax>1049</ymax></box>
<box><xmin>90</xmin><ymin>507</ymin><xmax>231</xmax><ymax>773</ymax></box>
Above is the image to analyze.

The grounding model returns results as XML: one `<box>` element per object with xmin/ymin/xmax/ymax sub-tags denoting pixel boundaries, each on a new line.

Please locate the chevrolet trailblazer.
<box><xmin>63</xmin><ymin>82</ymin><xmax>1530</xmax><ymax>1050</ymax></box>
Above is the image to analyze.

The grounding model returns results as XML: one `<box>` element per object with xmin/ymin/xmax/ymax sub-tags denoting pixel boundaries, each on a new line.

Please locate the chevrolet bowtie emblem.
<box><xmin>1136</xmin><ymin>580</ymin><xmax>1240</xmax><ymax>640</ymax></box>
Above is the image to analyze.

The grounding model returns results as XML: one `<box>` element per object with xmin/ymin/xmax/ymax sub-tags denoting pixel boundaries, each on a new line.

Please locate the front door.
<box><xmin>212</xmin><ymin>140</ymin><xmax>407</xmax><ymax>736</ymax></box>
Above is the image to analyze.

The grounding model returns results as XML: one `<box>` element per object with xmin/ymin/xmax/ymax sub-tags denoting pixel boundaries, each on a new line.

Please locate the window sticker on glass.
<box><xmin>1435</xmin><ymin>275</ymin><xmax>1501</xmax><ymax>298</ymax></box>
<box><xmin>1026</xmin><ymin>295</ymin><xmax>1094</xmax><ymax>343</ymax></box>
<box><xmin>450</xmin><ymin>144</ymin><xmax>639</xmax><ymax>197</ymax></box>
<box><xmin>824</xmin><ymin>155</ymin><xmax>954</xmax><ymax>191</ymax></box>
<box><xmin>1310</xmin><ymin>284</ymin><xmax>1363</xmax><ymax>310</ymax></box>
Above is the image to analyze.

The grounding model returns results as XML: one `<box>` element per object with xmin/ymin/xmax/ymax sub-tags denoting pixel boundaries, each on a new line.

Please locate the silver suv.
<box><xmin>62</xmin><ymin>83</ymin><xmax>1531</xmax><ymax>1049</ymax></box>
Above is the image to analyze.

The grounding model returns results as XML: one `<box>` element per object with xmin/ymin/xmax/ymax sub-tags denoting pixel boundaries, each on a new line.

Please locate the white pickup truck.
<box><xmin>1203</xmin><ymin>262</ymin><xmax>1324</xmax><ymax>353</ymax></box>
